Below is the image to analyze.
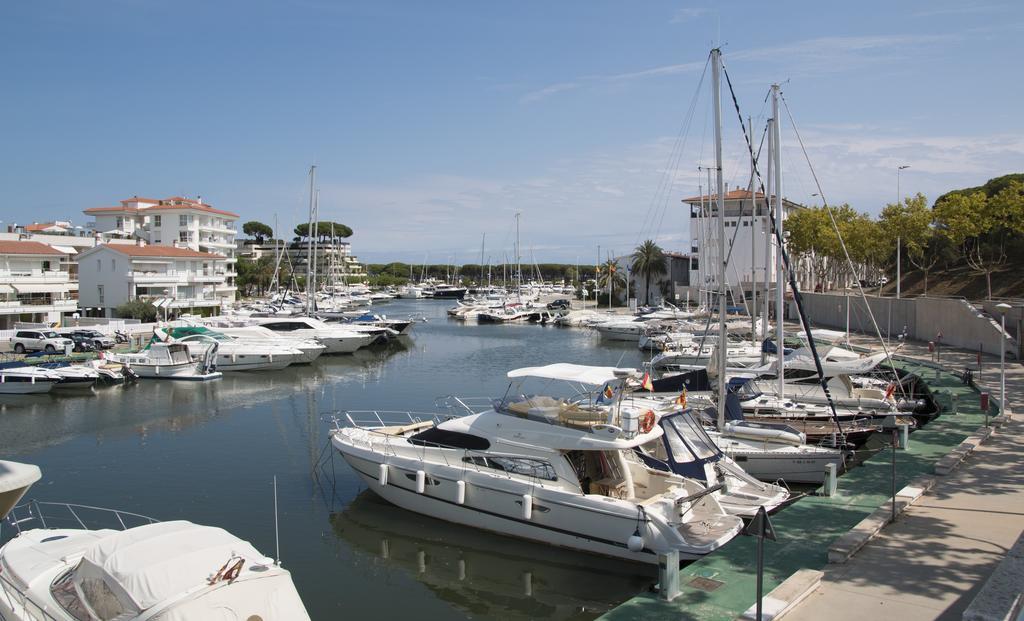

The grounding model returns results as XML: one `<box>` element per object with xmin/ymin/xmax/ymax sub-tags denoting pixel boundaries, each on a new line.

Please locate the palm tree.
<box><xmin>597</xmin><ymin>259</ymin><xmax>626</xmax><ymax>305</ymax></box>
<box><xmin>631</xmin><ymin>240</ymin><xmax>668</xmax><ymax>305</ymax></box>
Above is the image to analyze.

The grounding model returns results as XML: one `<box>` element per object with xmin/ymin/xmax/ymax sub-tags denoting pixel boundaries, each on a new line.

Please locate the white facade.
<box><xmin>237</xmin><ymin>240</ymin><xmax>367</xmax><ymax>280</ymax></box>
<box><xmin>84</xmin><ymin>196</ymin><xmax>238</xmax><ymax>299</ymax></box>
<box><xmin>77</xmin><ymin>243</ymin><xmax>230</xmax><ymax>318</ymax></box>
<box><xmin>0</xmin><ymin>241</ymin><xmax>78</xmax><ymax>329</ymax></box>
<box><xmin>685</xmin><ymin>189</ymin><xmax>812</xmax><ymax>305</ymax></box>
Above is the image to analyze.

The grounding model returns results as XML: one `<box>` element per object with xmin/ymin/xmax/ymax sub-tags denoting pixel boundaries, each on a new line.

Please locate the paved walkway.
<box><xmin>784</xmin><ymin>336</ymin><xmax>1024</xmax><ymax>621</ymax></box>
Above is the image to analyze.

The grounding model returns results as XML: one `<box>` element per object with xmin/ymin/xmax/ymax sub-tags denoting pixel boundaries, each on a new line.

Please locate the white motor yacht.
<box><xmin>251</xmin><ymin>316</ymin><xmax>375</xmax><ymax>354</ymax></box>
<box><xmin>38</xmin><ymin>364</ymin><xmax>100</xmax><ymax>391</ymax></box>
<box><xmin>106</xmin><ymin>342</ymin><xmax>222</xmax><ymax>381</ymax></box>
<box><xmin>196</xmin><ymin>323</ymin><xmax>326</xmax><ymax>363</ymax></box>
<box><xmin>0</xmin><ymin>463</ymin><xmax>310</xmax><ymax>621</ymax></box>
<box><xmin>331</xmin><ymin>363</ymin><xmax>775</xmax><ymax>563</ymax></box>
<box><xmin>0</xmin><ymin>366</ymin><xmax>61</xmax><ymax>395</ymax></box>
<box><xmin>158</xmin><ymin>327</ymin><xmax>304</xmax><ymax>372</ymax></box>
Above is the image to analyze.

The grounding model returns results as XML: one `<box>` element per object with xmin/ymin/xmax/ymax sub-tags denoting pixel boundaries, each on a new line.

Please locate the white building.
<box><xmin>77</xmin><ymin>243</ymin><xmax>230</xmax><ymax>318</ymax></box>
<box><xmin>0</xmin><ymin>241</ymin><xmax>78</xmax><ymax>329</ymax></box>
<box><xmin>83</xmin><ymin>196</ymin><xmax>238</xmax><ymax>299</ymax></box>
<box><xmin>236</xmin><ymin>240</ymin><xmax>367</xmax><ymax>282</ymax></box>
<box><xmin>684</xmin><ymin>189</ymin><xmax>813</xmax><ymax>307</ymax></box>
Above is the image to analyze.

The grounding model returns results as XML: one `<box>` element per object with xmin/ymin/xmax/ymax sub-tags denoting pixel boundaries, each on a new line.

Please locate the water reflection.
<box><xmin>330</xmin><ymin>490</ymin><xmax>655</xmax><ymax>621</ymax></box>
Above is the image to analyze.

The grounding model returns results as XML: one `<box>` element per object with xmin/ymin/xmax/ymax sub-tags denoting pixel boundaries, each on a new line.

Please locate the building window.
<box><xmin>153</xmin><ymin>215</ymin><xmax>161</xmax><ymax>227</ymax></box>
<box><xmin>97</xmin><ymin>285</ymin><xmax>104</xmax><ymax>305</ymax></box>
<box><xmin>96</xmin><ymin>259</ymin><xmax>101</xmax><ymax>272</ymax></box>
<box><xmin>179</xmin><ymin>231</ymin><xmax>193</xmax><ymax>243</ymax></box>
<box><xmin>179</xmin><ymin>214</ymin><xmax>189</xmax><ymax>226</ymax></box>
<box><xmin>42</xmin><ymin>260</ymin><xmax>51</xmax><ymax>271</ymax></box>
<box><xmin>111</xmin><ymin>259</ymin><xmax>115</xmax><ymax>271</ymax></box>
<box><xmin>116</xmin><ymin>217</ymin><xmax>124</xmax><ymax>229</ymax></box>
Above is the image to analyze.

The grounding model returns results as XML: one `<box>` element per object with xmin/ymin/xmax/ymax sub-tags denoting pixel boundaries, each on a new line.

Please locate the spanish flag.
<box><xmin>640</xmin><ymin>372</ymin><xmax>654</xmax><ymax>392</ymax></box>
<box><xmin>676</xmin><ymin>388</ymin><xmax>688</xmax><ymax>408</ymax></box>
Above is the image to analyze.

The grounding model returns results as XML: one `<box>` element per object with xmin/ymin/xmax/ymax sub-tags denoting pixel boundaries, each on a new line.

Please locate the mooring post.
<box><xmin>658</xmin><ymin>550</ymin><xmax>680</xmax><ymax>601</ymax></box>
<box><xmin>823</xmin><ymin>462</ymin><xmax>838</xmax><ymax>497</ymax></box>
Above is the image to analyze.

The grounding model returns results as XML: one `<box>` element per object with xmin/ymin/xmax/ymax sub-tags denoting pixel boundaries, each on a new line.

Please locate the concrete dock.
<box><xmin>601</xmin><ymin>337</ymin><xmax>1023</xmax><ymax>621</ymax></box>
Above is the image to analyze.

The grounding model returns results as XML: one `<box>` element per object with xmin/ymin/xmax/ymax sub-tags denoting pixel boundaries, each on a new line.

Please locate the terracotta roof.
<box><xmin>25</xmin><ymin>223</ymin><xmax>68</xmax><ymax>232</ymax></box>
<box><xmin>144</xmin><ymin>203</ymin><xmax>239</xmax><ymax>218</ymax></box>
<box><xmin>681</xmin><ymin>189</ymin><xmax>769</xmax><ymax>203</ymax></box>
<box><xmin>0</xmin><ymin>241</ymin><xmax>69</xmax><ymax>256</ymax></box>
<box><xmin>84</xmin><ymin>206</ymin><xmax>140</xmax><ymax>214</ymax></box>
<box><xmin>96</xmin><ymin>244</ymin><xmax>222</xmax><ymax>259</ymax></box>
<box><xmin>120</xmin><ymin>197</ymin><xmax>161</xmax><ymax>204</ymax></box>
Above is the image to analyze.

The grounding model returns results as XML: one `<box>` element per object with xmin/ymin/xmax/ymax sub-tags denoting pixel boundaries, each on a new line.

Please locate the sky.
<box><xmin>2</xmin><ymin>1</ymin><xmax>1023</xmax><ymax>264</ymax></box>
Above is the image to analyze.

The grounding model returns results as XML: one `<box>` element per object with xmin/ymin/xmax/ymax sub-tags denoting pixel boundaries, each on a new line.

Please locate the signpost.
<box><xmin>742</xmin><ymin>506</ymin><xmax>777</xmax><ymax>621</ymax></box>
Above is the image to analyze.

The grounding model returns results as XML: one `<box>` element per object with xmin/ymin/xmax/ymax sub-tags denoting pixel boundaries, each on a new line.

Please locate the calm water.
<box><xmin>0</xmin><ymin>300</ymin><xmax>656</xmax><ymax>620</ymax></box>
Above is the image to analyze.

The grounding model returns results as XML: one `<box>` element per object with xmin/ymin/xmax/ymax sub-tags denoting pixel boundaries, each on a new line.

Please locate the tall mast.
<box><xmin>712</xmin><ymin>48</ymin><xmax>728</xmax><ymax>430</ymax></box>
<box><xmin>761</xmin><ymin>118</ymin><xmax>773</xmax><ymax>361</ymax></box>
<box><xmin>271</xmin><ymin>213</ymin><xmax>281</xmax><ymax>292</ymax></box>
<box><xmin>312</xmin><ymin>189</ymin><xmax>320</xmax><ymax>303</ymax></box>
<box><xmin>515</xmin><ymin>212</ymin><xmax>522</xmax><ymax>295</ymax></box>
<box><xmin>772</xmin><ymin>84</ymin><xmax>785</xmax><ymax>399</ymax></box>
<box><xmin>480</xmin><ymin>233</ymin><xmax>486</xmax><ymax>285</ymax></box>
<box><xmin>748</xmin><ymin>116</ymin><xmax>757</xmax><ymax>338</ymax></box>
<box><xmin>305</xmin><ymin>165</ymin><xmax>316</xmax><ymax>314</ymax></box>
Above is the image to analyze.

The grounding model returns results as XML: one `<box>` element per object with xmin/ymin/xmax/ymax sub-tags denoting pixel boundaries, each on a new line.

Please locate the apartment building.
<box><xmin>83</xmin><ymin>196</ymin><xmax>238</xmax><ymax>300</ymax></box>
<box><xmin>0</xmin><ymin>241</ymin><xmax>77</xmax><ymax>329</ymax></box>
<box><xmin>236</xmin><ymin>239</ymin><xmax>367</xmax><ymax>282</ymax></box>
<box><xmin>77</xmin><ymin>243</ymin><xmax>230</xmax><ymax>318</ymax></box>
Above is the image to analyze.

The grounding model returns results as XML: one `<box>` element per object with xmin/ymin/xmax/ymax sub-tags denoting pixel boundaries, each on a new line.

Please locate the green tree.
<box><xmin>116</xmin><ymin>300</ymin><xmax>158</xmax><ymax>322</ymax></box>
<box><xmin>241</xmin><ymin>221</ymin><xmax>274</xmax><ymax>244</ymax></box>
<box><xmin>933</xmin><ymin>186</ymin><xmax>1024</xmax><ymax>299</ymax></box>
<box><xmin>879</xmin><ymin>193</ymin><xmax>944</xmax><ymax>295</ymax></box>
<box><xmin>596</xmin><ymin>259</ymin><xmax>625</xmax><ymax>306</ymax></box>
<box><xmin>631</xmin><ymin>240</ymin><xmax>668</xmax><ymax>305</ymax></box>
<box><xmin>293</xmin><ymin>222</ymin><xmax>354</xmax><ymax>241</ymax></box>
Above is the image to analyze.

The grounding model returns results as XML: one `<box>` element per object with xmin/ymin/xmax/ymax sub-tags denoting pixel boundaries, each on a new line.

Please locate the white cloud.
<box><xmin>670</xmin><ymin>7</ymin><xmax>708</xmax><ymax>24</ymax></box>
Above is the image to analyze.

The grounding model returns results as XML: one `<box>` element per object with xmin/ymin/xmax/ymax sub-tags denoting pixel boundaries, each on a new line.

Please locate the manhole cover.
<box><xmin>688</xmin><ymin>576</ymin><xmax>724</xmax><ymax>592</ymax></box>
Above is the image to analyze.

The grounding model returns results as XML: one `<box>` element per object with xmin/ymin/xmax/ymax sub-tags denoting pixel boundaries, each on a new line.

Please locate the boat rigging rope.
<box><xmin>719</xmin><ymin>61</ymin><xmax>847</xmax><ymax>441</ymax></box>
<box><xmin>778</xmin><ymin>94</ymin><xmax>909</xmax><ymax>401</ymax></box>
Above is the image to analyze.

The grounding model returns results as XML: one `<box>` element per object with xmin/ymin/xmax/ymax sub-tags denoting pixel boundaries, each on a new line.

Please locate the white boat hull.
<box><xmin>0</xmin><ymin>376</ymin><xmax>56</xmax><ymax>394</ymax></box>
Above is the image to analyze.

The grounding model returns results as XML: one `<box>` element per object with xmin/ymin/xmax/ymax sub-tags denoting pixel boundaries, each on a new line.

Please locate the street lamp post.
<box><xmin>997</xmin><ymin>303</ymin><xmax>1011</xmax><ymax>417</ymax></box>
<box><xmin>896</xmin><ymin>165</ymin><xmax>910</xmax><ymax>299</ymax></box>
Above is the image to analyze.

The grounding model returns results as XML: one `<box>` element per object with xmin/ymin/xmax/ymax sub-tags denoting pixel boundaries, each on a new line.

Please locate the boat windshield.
<box><xmin>51</xmin><ymin>568</ymin><xmax>131</xmax><ymax>621</ymax></box>
<box><xmin>665</xmin><ymin>414</ymin><xmax>720</xmax><ymax>460</ymax></box>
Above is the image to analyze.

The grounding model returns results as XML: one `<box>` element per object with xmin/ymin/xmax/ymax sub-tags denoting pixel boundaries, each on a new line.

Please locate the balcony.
<box><xmin>0</xmin><ymin>298</ymin><xmax>78</xmax><ymax>315</ymax></box>
<box><xmin>197</xmin><ymin>238</ymin><xmax>235</xmax><ymax>249</ymax></box>
<box><xmin>198</xmin><ymin>223</ymin><xmax>237</xmax><ymax>235</ymax></box>
<box><xmin>129</xmin><ymin>271</ymin><xmax>187</xmax><ymax>284</ymax></box>
<box><xmin>0</xmin><ymin>270</ymin><xmax>72</xmax><ymax>285</ymax></box>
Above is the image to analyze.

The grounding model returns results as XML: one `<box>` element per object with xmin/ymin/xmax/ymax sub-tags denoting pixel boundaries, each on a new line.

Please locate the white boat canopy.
<box><xmin>507</xmin><ymin>363</ymin><xmax>638</xmax><ymax>386</ymax></box>
<box><xmin>72</xmin><ymin>520</ymin><xmax>309</xmax><ymax>618</ymax></box>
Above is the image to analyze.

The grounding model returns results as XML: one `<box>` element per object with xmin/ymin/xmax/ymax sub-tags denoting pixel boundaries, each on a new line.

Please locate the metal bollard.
<box><xmin>823</xmin><ymin>463</ymin><xmax>838</xmax><ymax>497</ymax></box>
<box><xmin>658</xmin><ymin>550</ymin><xmax>680</xmax><ymax>601</ymax></box>
<box><xmin>899</xmin><ymin>423</ymin><xmax>910</xmax><ymax>449</ymax></box>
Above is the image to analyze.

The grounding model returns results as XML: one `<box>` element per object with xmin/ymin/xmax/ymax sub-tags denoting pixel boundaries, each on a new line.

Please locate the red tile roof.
<box><xmin>83</xmin><ymin>206</ymin><xmax>140</xmax><ymax>214</ymax></box>
<box><xmin>25</xmin><ymin>223</ymin><xmax>68</xmax><ymax>232</ymax></box>
<box><xmin>144</xmin><ymin>203</ymin><xmax>239</xmax><ymax>218</ymax></box>
<box><xmin>0</xmin><ymin>241</ymin><xmax>69</xmax><ymax>255</ymax></box>
<box><xmin>120</xmin><ymin>197</ymin><xmax>161</xmax><ymax>204</ymax></box>
<box><xmin>97</xmin><ymin>244</ymin><xmax>221</xmax><ymax>259</ymax></box>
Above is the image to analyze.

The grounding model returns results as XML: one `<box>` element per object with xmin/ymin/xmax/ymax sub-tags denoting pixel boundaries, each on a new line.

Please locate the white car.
<box><xmin>10</xmin><ymin>329</ymin><xmax>74</xmax><ymax>354</ymax></box>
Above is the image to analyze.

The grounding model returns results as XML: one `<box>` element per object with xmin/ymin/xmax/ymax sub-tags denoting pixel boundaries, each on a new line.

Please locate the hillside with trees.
<box><xmin>786</xmin><ymin>173</ymin><xmax>1024</xmax><ymax>300</ymax></box>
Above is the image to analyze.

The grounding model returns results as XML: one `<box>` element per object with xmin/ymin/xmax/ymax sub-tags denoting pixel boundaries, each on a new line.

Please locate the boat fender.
<box><xmin>232</xmin><ymin>353</ymin><xmax>237</xmax><ymax>363</ymax></box>
<box><xmin>416</xmin><ymin>470</ymin><xmax>426</xmax><ymax>494</ymax></box>
<box><xmin>640</xmin><ymin>410</ymin><xmax>656</xmax><ymax>434</ymax></box>
<box><xmin>456</xmin><ymin>480</ymin><xmax>466</xmax><ymax>505</ymax></box>
<box><xmin>627</xmin><ymin>533</ymin><xmax>645</xmax><ymax>553</ymax></box>
<box><xmin>378</xmin><ymin>463</ymin><xmax>389</xmax><ymax>486</ymax></box>
<box><xmin>522</xmin><ymin>494</ymin><xmax>533</xmax><ymax>520</ymax></box>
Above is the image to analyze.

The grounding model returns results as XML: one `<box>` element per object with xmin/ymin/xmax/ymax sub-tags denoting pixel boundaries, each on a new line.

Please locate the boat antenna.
<box><xmin>273</xmin><ymin>475</ymin><xmax>281</xmax><ymax>565</ymax></box>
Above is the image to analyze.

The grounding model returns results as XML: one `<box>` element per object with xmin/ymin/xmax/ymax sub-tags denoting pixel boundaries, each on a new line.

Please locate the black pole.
<box><xmin>756</xmin><ymin>533</ymin><xmax>764</xmax><ymax>621</ymax></box>
<box><xmin>891</xmin><ymin>428</ymin><xmax>898</xmax><ymax>524</ymax></box>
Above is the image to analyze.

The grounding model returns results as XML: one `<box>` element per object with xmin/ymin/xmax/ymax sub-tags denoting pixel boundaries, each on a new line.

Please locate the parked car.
<box><xmin>65</xmin><ymin>328</ymin><xmax>115</xmax><ymax>349</ymax></box>
<box><xmin>10</xmin><ymin>330</ymin><xmax>74</xmax><ymax>354</ymax></box>
<box><xmin>66</xmin><ymin>332</ymin><xmax>98</xmax><ymax>353</ymax></box>
<box><xmin>546</xmin><ymin>298</ymin><xmax>571</xmax><ymax>310</ymax></box>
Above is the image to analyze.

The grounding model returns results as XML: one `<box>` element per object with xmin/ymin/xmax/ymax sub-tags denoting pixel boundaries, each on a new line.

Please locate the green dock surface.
<box><xmin>601</xmin><ymin>359</ymin><xmax>992</xmax><ymax>621</ymax></box>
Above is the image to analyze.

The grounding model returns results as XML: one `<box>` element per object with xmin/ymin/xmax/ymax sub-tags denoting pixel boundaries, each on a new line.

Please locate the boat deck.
<box><xmin>601</xmin><ymin>356</ymin><xmax>997</xmax><ymax>621</ymax></box>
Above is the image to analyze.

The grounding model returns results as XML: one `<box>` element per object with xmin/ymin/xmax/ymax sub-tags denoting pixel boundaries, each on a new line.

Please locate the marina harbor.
<box><xmin>3</xmin><ymin>5</ymin><xmax>1024</xmax><ymax>621</ymax></box>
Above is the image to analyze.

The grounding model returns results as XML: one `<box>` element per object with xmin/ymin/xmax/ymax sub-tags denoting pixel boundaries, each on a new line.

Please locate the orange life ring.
<box><xmin>639</xmin><ymin>410</ymin><xmax>656</xmax><ymax>434</ymax></box>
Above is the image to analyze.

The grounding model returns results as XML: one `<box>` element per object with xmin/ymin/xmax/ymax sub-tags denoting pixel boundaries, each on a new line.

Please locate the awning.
<box><xmin>50</xmin><ymin>245</ymin><xmax>78</xmax><ymax>254</ymax></box>
<box><xmin>13</xmin><ymin>284</ymin><xmax>70</xmax><ymax>294</ymax></box>
<box><xmin>507</xmin><ymin>363</ymin><xmax>638</xmax><ymax>386</ymax></box>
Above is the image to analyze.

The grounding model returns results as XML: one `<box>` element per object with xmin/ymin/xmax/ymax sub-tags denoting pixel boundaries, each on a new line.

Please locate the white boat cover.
<box><xmin>507</xmin><ymin>363</ymin><xmax>638</xmax><ymax>386</ymax></box>
<box><xmin>72</xmin><ymin>520</ymin><xmax>302</xmax><ymax>615</ymax></box>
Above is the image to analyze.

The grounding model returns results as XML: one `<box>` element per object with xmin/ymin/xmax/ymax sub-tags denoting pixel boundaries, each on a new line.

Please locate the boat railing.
<box><xmin>433</xmin><ymin>395</ymin><xmax>493</xmax><ymax>418</ymax></box>
<box><xmin>0</xmin><ymin>570</ymin><xmax>63</xmax><ymax>621</ymax></box>
<box><xmin>337</xmin><ymin>410</ymin><xmax>453</xmax><ymax>430</ymax></box>
<box><xmin>1</xmin><ymin>500</ymin><xmax>158</xmax><ymax>541</ymax></box>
